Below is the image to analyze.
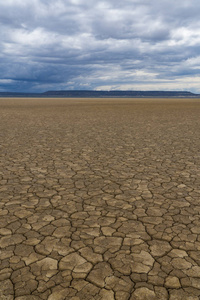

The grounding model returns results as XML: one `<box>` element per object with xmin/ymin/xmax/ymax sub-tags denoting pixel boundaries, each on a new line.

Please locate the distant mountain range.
<box><xmin>0</xmin><ymin>90</ymin><xmax>200</xmax><ymax>98</ymax></box>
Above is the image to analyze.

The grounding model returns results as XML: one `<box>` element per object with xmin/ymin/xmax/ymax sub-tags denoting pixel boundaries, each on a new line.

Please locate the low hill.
<box><xmin>42</xmin><ymin>90</ymin><xmax>199</xmax><ymax>98</ymax></box>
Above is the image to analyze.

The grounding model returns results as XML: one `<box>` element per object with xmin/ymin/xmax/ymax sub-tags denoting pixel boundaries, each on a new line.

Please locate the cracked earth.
<box><xmin>0</xmin><ymin>97</ymin><xmax>200</xmax><ymax>299</ymax></box>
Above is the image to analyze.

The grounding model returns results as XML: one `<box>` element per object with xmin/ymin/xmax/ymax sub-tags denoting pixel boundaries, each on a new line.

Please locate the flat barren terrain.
<box><xmin>1</xmin><ymin>97</ymin><xmax>200</xmax><ymax>300</ymax></box>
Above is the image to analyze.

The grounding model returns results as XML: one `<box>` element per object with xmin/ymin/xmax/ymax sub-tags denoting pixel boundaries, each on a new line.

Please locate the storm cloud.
<box><xmin>1</xmin><ymin>0</ymin><xmax>200</xmax><ymax>92</ymax></box>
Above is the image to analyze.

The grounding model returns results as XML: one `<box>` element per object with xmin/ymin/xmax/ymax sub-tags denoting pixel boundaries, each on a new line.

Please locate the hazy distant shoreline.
<box><xmin>1</xmin><ymin>90</ymin><xmax>200</xmax><ymax>98</ymax></box>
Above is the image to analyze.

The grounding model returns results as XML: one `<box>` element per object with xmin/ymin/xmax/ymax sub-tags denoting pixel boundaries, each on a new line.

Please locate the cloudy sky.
<box><xmin>1</xmin><ymin>0</ymin><xmax>200</xmax><ymax>93</ymax></box>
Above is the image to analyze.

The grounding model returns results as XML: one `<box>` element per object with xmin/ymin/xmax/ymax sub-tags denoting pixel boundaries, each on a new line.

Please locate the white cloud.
<box><xmin>11</xmin><ymin>28</ymin><xmax>56</xmax><ymax>47</ymax></box>
<box><xmin>96</xmin><ymin>76</ymin><xmax>200</xmax><ymax>93</ymax></box>
<box><xmin>0</xmin><ymin>79</ymin><xmax>14</xmax><ymax>84</ymax></box>
<box><xmin>170</xmin><ymin>27</ymin><xmax>200</xmax><ymax>46</ymax></box>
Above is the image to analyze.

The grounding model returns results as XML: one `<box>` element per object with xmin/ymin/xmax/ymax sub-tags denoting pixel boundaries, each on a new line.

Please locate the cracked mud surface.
<box><xmin>0</xmin><ymin>97</ymin><xmax>200</xmax><ymax>300</ymax></box>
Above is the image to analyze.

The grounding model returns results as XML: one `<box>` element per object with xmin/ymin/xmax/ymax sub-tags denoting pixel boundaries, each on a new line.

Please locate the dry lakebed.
<box><xmin>0</xmin><ymin>97</ymin><xmax>200</xmax><ymax>299</ymax></box>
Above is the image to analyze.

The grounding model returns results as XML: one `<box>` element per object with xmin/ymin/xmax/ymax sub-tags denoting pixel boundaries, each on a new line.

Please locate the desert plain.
<box><xmin>0</xmin><ymin>97</ymin><xmax>200</xmax><ymax>300</ymax></box>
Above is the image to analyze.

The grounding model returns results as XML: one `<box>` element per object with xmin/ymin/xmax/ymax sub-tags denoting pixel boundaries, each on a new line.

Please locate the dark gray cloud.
<box><xmin>1</xmin><ymin>0</ymin><xmax>200</xmax><ymax>92</ymax></box>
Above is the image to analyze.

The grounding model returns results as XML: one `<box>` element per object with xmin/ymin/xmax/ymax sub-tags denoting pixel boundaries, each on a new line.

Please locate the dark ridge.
<box><xmin>42</xmin><ymin>90</ymin><xmax>199</xmax><ymax>98</ymax></box>
<box><xmin>0</xmin><ymin>90</ymin><xmax>200</xmax><ymax>98</ymax></box>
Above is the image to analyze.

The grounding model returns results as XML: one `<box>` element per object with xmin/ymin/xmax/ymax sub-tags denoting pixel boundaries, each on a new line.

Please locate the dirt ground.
<box><xmin>1</xmin><ymin>97</ymin><xmax>200</xmax><ymax>299</ymax></box>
